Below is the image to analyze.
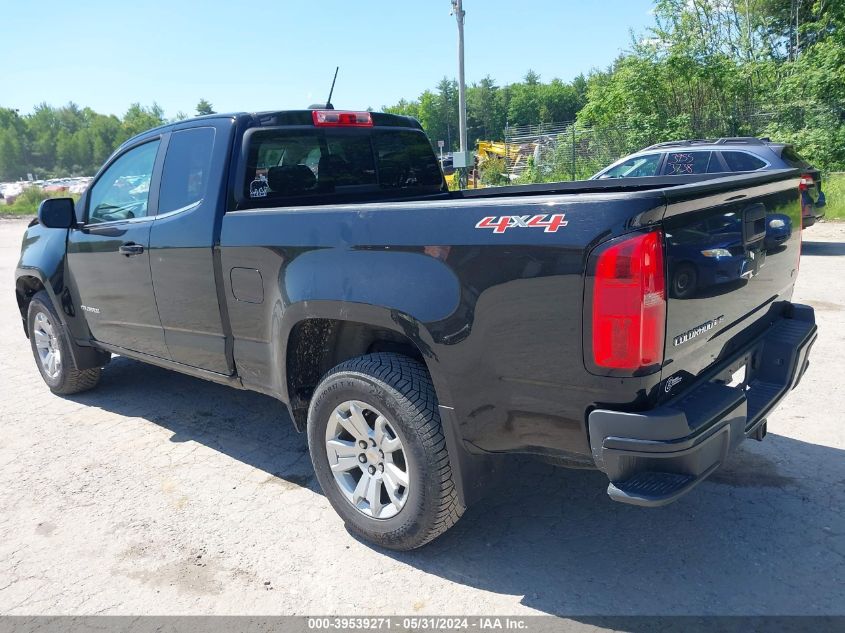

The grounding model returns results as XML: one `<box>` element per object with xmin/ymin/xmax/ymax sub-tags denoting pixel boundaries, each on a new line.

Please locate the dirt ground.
<box><xmin>1</xmin><ymin>218</ymin><xmax>843</xmax><ymax>618</ymax></box>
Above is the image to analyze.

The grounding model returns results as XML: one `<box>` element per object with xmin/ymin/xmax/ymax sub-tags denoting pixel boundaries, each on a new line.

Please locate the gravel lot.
<box><xmin>1</xmin><ymin>218</ymin><xmax>843</xmax><ymax>618</ymax></box>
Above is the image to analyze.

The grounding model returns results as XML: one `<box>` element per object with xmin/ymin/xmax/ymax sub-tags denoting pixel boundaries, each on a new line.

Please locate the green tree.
<box><xmin>417</xmin><ymin>90</ymin><xmax>442</xmax><ymax>145</ymax></box>
<box><xmin>763</xmin><ymin>4</ymin><xmax>845</xmax><ymax>169</ymax></box>
<box><xmin>574</xmin><ymin>0</ymin><xmax>845</xmax><ymax>172</ymax></box>
<box><xmin>88</xmin><ymin>113</ymin><xmax>124</xmax><ymax>167</ymax></box>
<box><xmin>539</xmin><ymin>79</ymin><xmax>581</xmax><ymax>123</ymax></box>
<box><xmin>196</xmin><ymin>98</ymin><xmax>215</xmax><ymax>116</ymax></box>
<box><xmin>384</xmin><ymin>70</ymin><xmax>592</xmax><ymax>148</ymax></box>
<box><xmin>0</xmin><ymin>128</ymin><xmax>25</xmax><ymax>180</ymax></box>
<box><xmin>435</xmin><ymin>77</ymin><xmax>459</xmax><ymax>150</ymax></box>
<box><xmin>507</xmin><ymin>71</ymin><xmax>543</xmax><ymax>126</ymax></box>
<box><xmin>383</xmin><ymin>98</ymin><xmax>420</xmax><ymax>120</ymax></box>
<box><xmin>122</xmin><ymin>103</ymin><xmax>165</xmax><ymax>138</ymax></box>
<box><xmin>467</xmin><ymin>75</ymin><xmax>505</xmax><ymax>142</ymax></box>
<box><xmin>27</xmin><ymin>103</ymin><xmax>61</xmax><ymax>175</ymax></box>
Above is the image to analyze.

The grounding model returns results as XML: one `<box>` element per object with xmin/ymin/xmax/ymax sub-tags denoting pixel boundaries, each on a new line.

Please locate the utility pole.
<box><xmin>452</xmin><ymin>0</ymin><xmax>469</xmax><ymax>188</ymax></box>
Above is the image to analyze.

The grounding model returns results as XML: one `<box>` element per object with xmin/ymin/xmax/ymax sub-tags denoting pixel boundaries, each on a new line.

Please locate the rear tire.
<box><xmin>27</xmin><ymin>290</ymin><xmax>102</xmax><ymax>395</ymax></box>
<box><xmin>307</xmin><ymin>353</ymin><xmax>462</xmax><ymax>550</ymax></box>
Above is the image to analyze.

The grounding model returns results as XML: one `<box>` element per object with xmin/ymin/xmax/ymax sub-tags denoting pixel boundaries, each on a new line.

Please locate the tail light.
<box><xmin>592</xmin><ymin>230</ymin><xmax>666</xmax><ymax>370</ymax></box>
<box><xmin>798</xmin><ymin>173</ymin><xmax>814</xmax><ymax>192</ymax></box>
<box><xmin>799</xmin><ymin>173</ymin><xmax>815</xmax><ymax>226</ymax></box>
<box><xmin>312</xmin><ymin>110</ymin><xmax>373</xmax><ymax>127</ymax></box>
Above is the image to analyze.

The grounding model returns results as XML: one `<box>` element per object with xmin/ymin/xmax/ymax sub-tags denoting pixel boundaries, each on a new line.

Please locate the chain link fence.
<box><xmin>499</xmin><ymin>103</ymin><xmax>845</xmax><ymax>182</ymax></box>
<box><xmin>503</xmin><ymin>121</ymin><xmax>637</xmax><ymax>181</ymax></box>
<box><xmin>502</xmin><ymin>114</ymin><xmax>778</xmax><ymax>182</ymax></box>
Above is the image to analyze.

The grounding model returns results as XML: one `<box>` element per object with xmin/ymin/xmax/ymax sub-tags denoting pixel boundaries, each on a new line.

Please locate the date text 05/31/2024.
<box><xmin>307</xmin><ymin>617</ymin><xmax>529</xmax><ymax>630</ymax></box>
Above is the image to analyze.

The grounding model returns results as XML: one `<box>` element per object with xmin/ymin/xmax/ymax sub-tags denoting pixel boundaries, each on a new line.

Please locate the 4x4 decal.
<box><xmin>475</xmin><ymin>213</ymin><xmax>568</xmax><ymax>234</ymax></box>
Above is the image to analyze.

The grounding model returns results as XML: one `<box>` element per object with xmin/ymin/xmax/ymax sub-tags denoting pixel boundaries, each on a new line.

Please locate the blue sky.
<box><xmin>2</xmin><ymin>0</ymin><xmax>655</xmax><ymax>118</ymax></box>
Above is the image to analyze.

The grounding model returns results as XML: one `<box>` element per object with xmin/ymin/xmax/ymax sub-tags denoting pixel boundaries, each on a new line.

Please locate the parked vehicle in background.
<box><xmin>1</xmin><ymin>182</ymin><xmax>25</xmax><ymax>204</ymax></box>
<box><xmin>16</xmin><ymin>110</ymin><xmax>816</xmax><ymax>550</ymax></box>
<box><xmin>591</xmin><ymin>137</ymin><xmax>826</xmax><ymax>227</ymax></box>
<box><xmin>1</xmin><ymin>178</ymin><xmax>93</xmax><ymax>209</ymax></box>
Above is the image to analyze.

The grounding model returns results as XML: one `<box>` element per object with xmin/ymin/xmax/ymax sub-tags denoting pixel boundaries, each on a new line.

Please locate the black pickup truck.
<box><xmin>16</xmin><ymin>109</ymin><xmax>817</xmax><ymax>550</ymax></box>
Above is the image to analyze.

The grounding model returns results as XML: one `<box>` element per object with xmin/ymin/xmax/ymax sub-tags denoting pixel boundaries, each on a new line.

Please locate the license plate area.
<box><xmin>727</xmin><ymin>364</ymin><xmax>747</xmax><ymax>388</ymax></box>
<box><xmin>717</xmin><ymin>354</ymin><xmax>751</xmax><ymax>391</ymax></box>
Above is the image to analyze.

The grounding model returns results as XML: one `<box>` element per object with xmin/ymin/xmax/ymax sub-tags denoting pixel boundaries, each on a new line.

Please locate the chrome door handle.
<box><xmin>119</xmin><ymin>242</ymin><xmax>145</xmax><ymax>256</ymax></box>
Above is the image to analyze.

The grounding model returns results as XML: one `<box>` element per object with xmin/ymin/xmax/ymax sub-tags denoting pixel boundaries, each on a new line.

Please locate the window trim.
<box><xmin>155</xmin><ymin>199</ymin><xmax>203</xmax><ymax>220</ymax></box>
<box><xmin>82</xmin><ymin>134</ymin><xmax>169</xmax><ymax>228</ymax></box>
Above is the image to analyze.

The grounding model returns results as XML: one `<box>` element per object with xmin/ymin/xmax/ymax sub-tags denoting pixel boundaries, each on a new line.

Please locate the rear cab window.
<box><xmin>239</xmin><ymin>115</ymin><xmax>445</xmax><ymax>208</ymax></box>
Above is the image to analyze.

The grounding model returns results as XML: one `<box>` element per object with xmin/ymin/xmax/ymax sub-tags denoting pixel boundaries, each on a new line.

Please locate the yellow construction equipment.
<box><xmin>443</xmin><ymin>140</ymin><xmax>537</xmax><ymax>189</ymax></box>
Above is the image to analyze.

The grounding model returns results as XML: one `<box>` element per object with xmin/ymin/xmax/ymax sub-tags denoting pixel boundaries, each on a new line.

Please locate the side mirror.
<box><xmin>38</xmin><ymin>198</ymin><xmax>76</xmax><ymax>229</ymax></box>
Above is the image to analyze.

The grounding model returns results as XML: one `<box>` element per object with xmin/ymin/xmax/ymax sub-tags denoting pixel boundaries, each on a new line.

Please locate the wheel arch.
<box><xmin>15</xmin><ymin>271</ymin><xmax>49</xmax><ymax>337</ymax></box>
<box><xmin>279</xmin><ymin>300</ymin><xmax>450</xmax><ymax>432</ymax></box>
<box><xmin>265</xmin><ymin>300</ymin><xmax>483</xmax><ymax>510</ymax></box>
<box><xmin>16</xmin><ymin>266</ymin><xmax>109</xmax><ymax>371</ymax></box>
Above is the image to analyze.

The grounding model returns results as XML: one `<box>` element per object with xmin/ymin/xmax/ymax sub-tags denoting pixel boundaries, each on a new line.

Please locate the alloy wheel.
<box><xmin>324</xmin><ymin>400</ymin><xmax>410</xmax><ymax>520</ymax></box>
<box><xmin>33</xmin><ymin>311</ymin><xmax>62</xmax><ymax>379</ymax></box>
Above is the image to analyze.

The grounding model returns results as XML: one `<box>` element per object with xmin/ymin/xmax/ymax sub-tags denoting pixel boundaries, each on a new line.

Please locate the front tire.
<box><xmin>27</xmin><ymin>290</ymin><xmax>102</xmax><ymax>395</ymax></box>
<box><xmin>307</xmin><ymin>353</ymin><xmax>462</xmax><ymax>550</ymax></box>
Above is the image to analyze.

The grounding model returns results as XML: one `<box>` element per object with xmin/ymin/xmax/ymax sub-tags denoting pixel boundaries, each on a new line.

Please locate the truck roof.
<box><xmin>118</xmin><ymin>109</ymin><xmax>423</xmax><ymax>153</ymax></box>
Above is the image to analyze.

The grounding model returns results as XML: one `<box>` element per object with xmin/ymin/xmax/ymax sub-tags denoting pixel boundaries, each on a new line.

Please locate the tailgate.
<box><xmin>659</xmin><ymin>172</ymin><xmax>803</xmax><ymax>397</ymax></box>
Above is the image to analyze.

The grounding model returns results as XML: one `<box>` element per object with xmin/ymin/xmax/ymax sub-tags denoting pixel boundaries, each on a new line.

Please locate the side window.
<box><xmin>664</xmin><ymin>151</ymin><xmax>712</xmax><ymax>175</ymax></box>
<box><xmin>598</xmin><ymin>154</ymin><xmax>661</xmax><ymax>178</ymax></box>
<box><xmin>159</xmin><ymin>127</ymin><xmax>216</xmax><ymax>213</ymax></box>
<box><xmin>707</xmin><ymin>154</ymin><xmax>726</xmax><ymax>173</ymax></box>
<box><xmin>722</xmin><ymin>151</ymin><xmax>767</xmax><ymax>172</ymax></box>
<box><xmin>779</xmin><ymin>146</ymin><xmax>810</xmax><ymax>169</ymax></box>
<box><xmin>87</xmin><ymin>140</ymin><xmax>160</xmax><ymax>224</ymax></box>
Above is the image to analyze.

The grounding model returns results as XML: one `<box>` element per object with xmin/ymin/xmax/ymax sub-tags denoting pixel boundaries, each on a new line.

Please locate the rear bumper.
<box><xmin>588</xmin><ymin>303</ymin><xmax>817</xmax><ymax>507</ymax></box>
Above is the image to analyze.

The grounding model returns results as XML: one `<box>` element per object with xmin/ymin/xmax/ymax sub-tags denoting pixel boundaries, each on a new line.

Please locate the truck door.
<box><xmin>66</xmin><ymin>137</ymin><xmax>170</xmax><ymax>359</ymax></box>
<box><xmin>148</xmin><ymin>124</ymin><xmax>232</xmax><ymax>374</ymax></box>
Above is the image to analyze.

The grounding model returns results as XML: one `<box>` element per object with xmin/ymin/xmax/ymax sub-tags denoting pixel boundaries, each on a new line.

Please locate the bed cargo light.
<box><xmin>312</xmin><ymin>110</ymin><xmax>373</xmax><ymax>127</ymax></box>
